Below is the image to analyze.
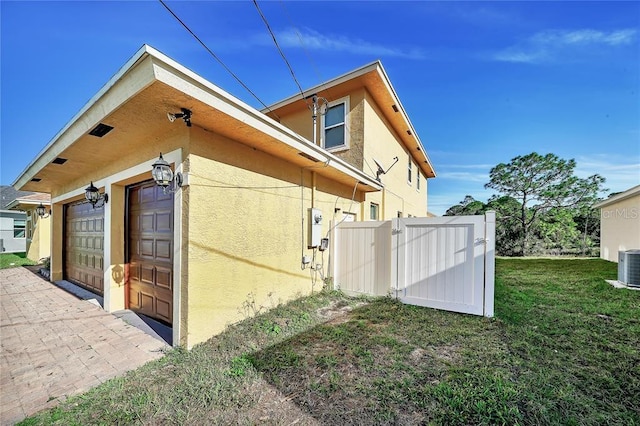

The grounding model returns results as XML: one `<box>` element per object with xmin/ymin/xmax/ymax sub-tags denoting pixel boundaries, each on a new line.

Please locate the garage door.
<box><xmin>127</xmin><ymin>181</ymin><xmax>174</xmax><ymax>325</ymax></box>
<box><xmin>65</xmin><ymin>201</ymin><xmax>105</xmax><ymax>295</ymax></box>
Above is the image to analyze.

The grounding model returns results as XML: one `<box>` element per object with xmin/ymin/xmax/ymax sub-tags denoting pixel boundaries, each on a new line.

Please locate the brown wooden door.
<box><xmin>65</xmin><ymin>201</ymin><xmax>104</xmax><ymax>295</ymax></box>
<box><xmin>127</xmin><ymin>181</ymin><xmax>174</xmax><ymax>324</ymax></box>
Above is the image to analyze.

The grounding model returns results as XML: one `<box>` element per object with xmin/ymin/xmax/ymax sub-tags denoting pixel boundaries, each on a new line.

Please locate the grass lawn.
<box><xmin>0</xmin><ymin>252</ymin><xmax>36</xmax><ymax>269</ymax></box>
<box><xmin>19</xmin><ymin>258</ymin><xmax>640</xmax><ymax>425</ymax></box>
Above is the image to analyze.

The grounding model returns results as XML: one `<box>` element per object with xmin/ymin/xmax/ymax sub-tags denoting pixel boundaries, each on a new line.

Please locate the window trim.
<box><xmin>13</xmin><ymin>219</ymin><xmax>26</xmax><ymax>239</ymax></box>
<box><xmin>416</xmin><ymin>167</ymin><xmax>421</xmax><ymax>191</ymax></box>
<box><xmin>342</xmin><ymin>212</ymin><xmax>356</xmax><ymax>222</ymax></box>
<box><xmin>370</xmin><ymin>202</ymin><xmax>379</xmax><ymax>221</ymax></box>
<box><xmin>407</xmin><ymin>154</ymin><xmax>412</xmax><ymax>185</ymax></box>
<box><xmin>321</xmin><ymin>96</ymin><xmax>350</xmax><ymax>152</ymax></box>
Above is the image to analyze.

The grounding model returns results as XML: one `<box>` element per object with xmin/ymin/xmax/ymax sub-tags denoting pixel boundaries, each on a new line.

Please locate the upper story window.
<box><xmin>417</xmin><ymin>168</ymin><xmax>421</xmax><ymax>191</ymax></box>
<box><xmin>407</xmin><ymin>155</ymin><xmax>412</xmax><ymax>185</ymax></box>
<box><xmin>322</xmin><ymin>96</ymin><xmax>350</xmax><ymax>151</ymax></box>
<box><xmin>370</xmin><ymin>203</ymin><xmax>379</xmax><ymax>221</ymax></box>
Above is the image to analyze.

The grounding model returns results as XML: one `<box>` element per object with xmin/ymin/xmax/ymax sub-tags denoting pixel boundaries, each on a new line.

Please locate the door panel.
<box><xmin>395</xmin><ymin>216</ymin><xmax>485</xmax><ymax>315</ymax></box>
<box><xmin>127</xmin><ymin>181</ymin><xmax>174</xmax><ymax>324</ymax></box>
<box><xmin>65</xmin><ymin>201</ymin><xmax>104</xmax><ymax>295</ymax></box>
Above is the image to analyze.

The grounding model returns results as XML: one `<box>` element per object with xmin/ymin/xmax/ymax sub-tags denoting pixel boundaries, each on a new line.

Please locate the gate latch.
<box><xmin>475</xmin><ymin>237</ymin><xmax>488</xmax><ymax>245</ymax></box>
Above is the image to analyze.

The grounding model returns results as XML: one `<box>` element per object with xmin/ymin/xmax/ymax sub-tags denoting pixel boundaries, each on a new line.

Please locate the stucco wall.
<box><xmin>186</xmin><ymin>127</ymin><xmax>362</xmax><ymax>347</ymax></box>
<box><xmin>271</xmin><ymin>88</ymin><xmax>427</xmax><ymax>220</ymax></box>
<box><xmin>362</xmin><ymin>91</ymin><xmax>427</xmax><ymax>218</ymax></box>
<box><xmin>329</xmin><ymin>90</ymin><xmax>365</xmax><ymax>170</ymax></box>
<box><xmin>599</xmin><ymin>194</ymin><xmax>640</xmax><ymax>262</ymax></box>
<box><xmin>26</xmin><ymin>210</ymin><xmax>50</xmax><ymax>261</ymax></box>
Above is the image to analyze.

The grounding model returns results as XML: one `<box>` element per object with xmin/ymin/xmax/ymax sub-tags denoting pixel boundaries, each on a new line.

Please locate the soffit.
<box><xmin>20</xmin><ymin>69</ymin><xmax>380</xmax><ymax>194</ymax></box>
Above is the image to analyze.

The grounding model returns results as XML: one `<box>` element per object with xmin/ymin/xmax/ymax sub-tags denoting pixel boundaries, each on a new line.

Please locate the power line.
<box><xmin>252</xmin><ymin>0</ymin><xmax>306</xmax><ymax>100</ymax></box>
<box><xmin>277</xmin><ymin>1</ymin><xmax>332</xmax><ymax>98</ymax></box>
<box><xmin>158</xmin><ymin>0</ymin><xmax>277</xmax><ymax>117</ymax></box>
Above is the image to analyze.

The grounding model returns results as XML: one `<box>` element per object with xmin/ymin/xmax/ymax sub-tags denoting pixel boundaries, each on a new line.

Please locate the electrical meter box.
<box><xmin>308</xmin><ymin>208</ymin><xmax>323</xmax><ymax>248</ymax></box>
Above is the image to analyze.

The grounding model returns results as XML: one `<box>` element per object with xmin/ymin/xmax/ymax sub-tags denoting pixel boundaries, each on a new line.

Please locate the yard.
<box><xmin>19</xmin><ymin>258</ymin><xmax>640</xmax><ymax>425</ymax></box>
<box><xmin>0</xmin><ymin>253</ymin><xmax>36</xmax><ymax>269</ymax></box>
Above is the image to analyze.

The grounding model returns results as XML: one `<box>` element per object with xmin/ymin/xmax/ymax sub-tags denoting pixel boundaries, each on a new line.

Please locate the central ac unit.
<box><xmin>618</xmin><ymin>250</ymin><xmax>640</xmax><ymax>287</ymax></box>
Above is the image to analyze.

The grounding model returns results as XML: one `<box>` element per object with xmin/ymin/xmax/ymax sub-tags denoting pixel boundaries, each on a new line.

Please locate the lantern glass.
<box><xmin>85</xmin><ymin>182</ymin><xmax>99</xmax><ymax>204</ymax></box>
<box><xmin>151</xmin><ymin>153</ymin><xmax>174</xmax><ymax>187</ymax></box>
<box><xmin>36</xmin><ymin>203</ymin><xmax>47</xmax><ymax>218</ymax></box>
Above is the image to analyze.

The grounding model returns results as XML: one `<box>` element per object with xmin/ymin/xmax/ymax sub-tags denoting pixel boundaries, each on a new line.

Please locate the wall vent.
<box><xmin>52</xmin><ymin>157</ymin><xmax>67</xmax><ymax>165</ymax></box>
<box><xmin>30</xmin><ymin>178</ymin><xmax>42</xmax><ymax>182</ymax></box>
<box><xmin>618</xmin><ymin>250</ymin><xmax>640</xmax><ymax>287</ymax></box>
<box><xmin>89</xmin><ymin>123</ymin><xmax>114</xmax><ymax>137</ymax></box>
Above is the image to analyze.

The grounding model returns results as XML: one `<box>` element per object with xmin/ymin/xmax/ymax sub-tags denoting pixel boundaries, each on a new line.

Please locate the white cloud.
<box><xmin>575</xmin><ymin>155</ymin><xmax>640</xmax><ymax>195</ymax></box>
<box><xmin>493</xmin><ymin>50</ymin><xmax>547</xmax><ymax>64</ymax></box>
<box><xmin>440</xmin><ymin>163</ymin><xmax>495</xmax><ymax>170</ymax></box>
<box><xmin>532</xmin><ymin>29</ymin><xmax>637</xmax><ymax>46</ymax></box>
<box><xmin>493</xmin><ymin>28</ymin><xmax>638</xmax><ymax>64</ymax></box>
<box><xmin>275</xmin><ymin>27</ymin><xmax>425</xmax><ymax>60</ymax></box>
<box><xmin>436</xmin><ymin>172</ymin><xmax>488</xmax><ymax>183</ymax></box>
<box><xmin>435</xmin><ymin>163</ymin><xmax>492</xmax><ymax>183</ymax></box>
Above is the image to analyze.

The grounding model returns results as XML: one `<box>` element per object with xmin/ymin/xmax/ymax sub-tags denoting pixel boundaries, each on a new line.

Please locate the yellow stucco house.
<box><xmin>594</xmin><ymin>185</ymin><xmax>640</xmax><ymax>262</ymax></box>
<box><xmin>6</xmin><ymin>193</ymin><xmax>51</xmax><ymax>262</ymax></box>
<box><xmin>13</xmin><ymin>45</ymin><xmax>436</xmax><ymax>348</ymax></box>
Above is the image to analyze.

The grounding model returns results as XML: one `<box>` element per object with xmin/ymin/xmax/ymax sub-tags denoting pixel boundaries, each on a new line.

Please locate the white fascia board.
<box><xmin>373</xmin><ymin>66</ymin><xmax>436</xmax><ymax>178</ymax></box>
<box><xmin>12</xmin><ymin>45</ymin><xmax>157</xmax><ymax>189</ymax></box>
<box><xmin>5</xmin><ymin>201</ymin><xmax>20</xmax><ymax>210</ymax></box>
<box><xmin>149</xmin><ymin>52</ymin><xmax>382</xmax><ymax>190</ymax></box>
<box><xmin>6</xmin><ymin>199</ymin><xmax>50</xmax><ymax>210</ymax></box>
<box><xmin>594</xmin><ymin>184</ymin><xmax>640</xmax><ymax>208</ymax></box>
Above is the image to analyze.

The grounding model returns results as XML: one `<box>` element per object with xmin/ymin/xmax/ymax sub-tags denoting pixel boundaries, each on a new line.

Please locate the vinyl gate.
<box><xmin>332</xmin><ymin>212</ymin><xmax>495</xmax><ymax>317</ymax></box>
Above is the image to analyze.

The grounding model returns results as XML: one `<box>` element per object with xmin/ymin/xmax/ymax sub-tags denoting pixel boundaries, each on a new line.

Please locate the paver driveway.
<box><xmin>0</xmin><ymin>267</ymin><xmax>168</xmax><ymax>425</ymax></box>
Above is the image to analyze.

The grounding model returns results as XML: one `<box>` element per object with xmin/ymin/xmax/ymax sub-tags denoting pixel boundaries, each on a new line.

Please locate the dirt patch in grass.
<box><xmin>409</xmin><ymin>344</ymin><xmax>461</xmax><ymax>365</ymax></box>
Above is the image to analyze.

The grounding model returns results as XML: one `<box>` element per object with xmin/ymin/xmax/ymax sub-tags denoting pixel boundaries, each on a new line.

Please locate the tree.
<box><xmin>444</xmin><ymin>195</ymin><xmax>487</xmax><ymax>216</ymax></box>
<box><xmin>485</xmin><ymin>152</ymin><xmax>606</xmax><ymax>256</ymax></box>
<box><xmin>486</xmin><ymin>195</ymin><xmax>524</xmax><ymax>256</ymax></box>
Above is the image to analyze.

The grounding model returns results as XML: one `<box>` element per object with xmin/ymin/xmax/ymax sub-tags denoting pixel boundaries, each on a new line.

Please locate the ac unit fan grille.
<box><xmin>619</xmin><ymin>250</ymin><xmax>640</xmax><ymax>287</ymax></box>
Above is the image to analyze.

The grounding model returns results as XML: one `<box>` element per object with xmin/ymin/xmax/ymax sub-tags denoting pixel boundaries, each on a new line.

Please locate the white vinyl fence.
<box><xmin>332</xmin><ymin>212</ymin><xmax>495</xmax><ymax>317</ymax></box>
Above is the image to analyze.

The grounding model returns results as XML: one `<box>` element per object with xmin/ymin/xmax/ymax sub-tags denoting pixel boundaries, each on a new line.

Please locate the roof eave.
<box><xmin>12</xmin><ymin>44</ymin><xmax>156</xmax><ymax>190</ymax></box>
<box><xmin>14</xmin><ymin>45</ymin><xmax>382</xmax><ymax>194</ymax></box>
<box><xmin>263</xmin><ymin>61</ymin><xmax>436</xmax><ymax>178</ymax></box>
<box><xmin>594</xmin><ymin>184</ymin><xmax>640</xmax><ymax>208</ymax></box>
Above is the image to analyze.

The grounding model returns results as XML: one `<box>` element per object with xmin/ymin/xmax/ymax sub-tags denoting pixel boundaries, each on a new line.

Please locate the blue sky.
<box><xmin>1</xmin><ymin>1</ymin><xmax>638</xmax><ymax>215</ymax></box>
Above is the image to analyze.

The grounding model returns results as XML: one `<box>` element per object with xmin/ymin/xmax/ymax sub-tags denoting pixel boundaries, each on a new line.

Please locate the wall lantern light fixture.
<box><xmin>85</xmin><ymin>182</ymin><xmax>108</xmax><ymax>208</ymax></box>
<box><xmin>35</xmin><ymin>202</ymin><xmax>50</xmax><ymax>218</ymax></box>
<box><xmin>152</xmin><ymin>153</ymin><xmax>183</xmax><ymax>193</ymax></box>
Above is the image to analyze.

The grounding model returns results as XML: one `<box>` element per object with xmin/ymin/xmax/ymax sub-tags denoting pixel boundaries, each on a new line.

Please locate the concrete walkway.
<box><xmin>0</xmin><ymin>267</ymin><xmax>168</xmax><ymax>425</ymax></box>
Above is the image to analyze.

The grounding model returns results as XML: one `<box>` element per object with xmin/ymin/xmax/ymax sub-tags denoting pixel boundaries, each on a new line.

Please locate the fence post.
<box><xmin>484</xmin><ymin>211</ymin><xmax>496</xmax><ymax>317</ymax></box>
<box><xmin>330</xmin><ymin>220</ymin><xmax>338</xmax><ymax>291</ymax></box>
<box><xmin>390</xmin><ymin>217</ymin><xmax>400</xmax><ymax>299</ymax></box>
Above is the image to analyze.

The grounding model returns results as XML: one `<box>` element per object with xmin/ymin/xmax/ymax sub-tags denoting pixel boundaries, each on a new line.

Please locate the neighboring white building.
<box><xmin>0</xmin><ymin>210</ymin><xmax>27</xmax><ymax>253</ymax></box>
<box><xmin>594</xmin><ymin>185</ymin><xmax>640</xmax><ymax>262</ymax></box>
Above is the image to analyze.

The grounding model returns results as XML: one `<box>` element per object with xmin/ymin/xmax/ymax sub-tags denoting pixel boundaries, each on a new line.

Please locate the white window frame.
<box><xmin>342</xmin><ymin>212</ymin><xmax>356</xmax><ymax>222</ymax></box>
<box><xmin>13</xmin><ymin>219</ymin><xmax>26</xmax><ymax>239</ymax></box>
<box><xmin>416</xmin><ymin>167</ymin><xmax>421</xmax><ymax>191</ymax></box>
<box><xmin>321</xmin><ymin>96</ymin><xmax>350</xmax><ymax>152</ymax></box>
<box><xmin>370</xmin><ymin>202</ymin><xmax>379</xmax><ymax>221</ymax></box>
<box><xmin>407</xmin><ymin>154</ymin><xmax>412</xmax><ymax>185</ymax></box>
